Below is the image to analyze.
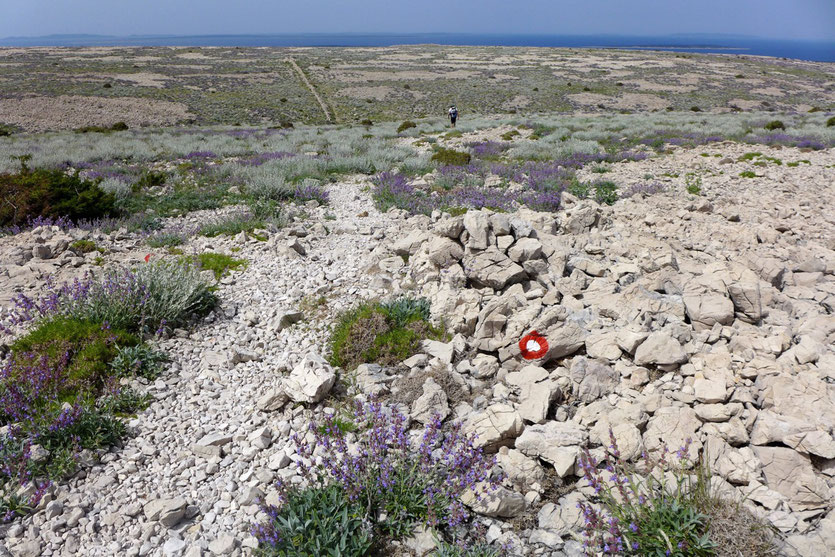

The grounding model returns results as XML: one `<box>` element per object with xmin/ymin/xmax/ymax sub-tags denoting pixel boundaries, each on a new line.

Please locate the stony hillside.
<box><xmin>0</xmin><ymin>131</ymin><xmax>833</xmax><ymax>556</ymax></box>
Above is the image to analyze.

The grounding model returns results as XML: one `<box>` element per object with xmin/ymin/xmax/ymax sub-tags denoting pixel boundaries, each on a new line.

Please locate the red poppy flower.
<box><xmin>144</xmin><ymin>253</ymin><xmax>152</xmax><ymax>263</ymax></box>
<box><xmin>519</xmin><ymin>330</ymin><xmax>549</xmax><ymax>360</ymax></box>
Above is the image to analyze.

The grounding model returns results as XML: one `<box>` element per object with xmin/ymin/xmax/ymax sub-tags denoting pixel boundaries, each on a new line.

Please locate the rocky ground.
<box><xmin>0</xmin><ymin>142</ymin><xmax>834</xmax><ymax>556</ymax></box>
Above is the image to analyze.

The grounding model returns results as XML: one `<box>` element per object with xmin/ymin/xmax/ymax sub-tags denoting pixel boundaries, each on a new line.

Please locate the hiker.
<box><xmin>448</xmin><ymin>105</ymin><xmax>458</xmax><ymax>128</ymax></box>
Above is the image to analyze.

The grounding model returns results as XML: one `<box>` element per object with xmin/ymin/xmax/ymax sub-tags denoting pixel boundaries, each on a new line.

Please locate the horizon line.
<box><xmin>3</xmin><ymin>31</ymin><xmax>835</xmax><ymax>42</ymax></box>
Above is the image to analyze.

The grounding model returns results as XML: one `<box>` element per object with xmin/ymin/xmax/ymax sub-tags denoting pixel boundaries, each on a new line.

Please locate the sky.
<box><xmin>2</xmin><ymin>0</ymin><xmax>834</xmax><ymax>41</ymax></box>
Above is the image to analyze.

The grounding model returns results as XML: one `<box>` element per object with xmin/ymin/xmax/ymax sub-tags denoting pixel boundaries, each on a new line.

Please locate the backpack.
<box><xmin>450</xmin><ymin>107</ymin><xmax>458</xmax><ymax>118</ymax></box>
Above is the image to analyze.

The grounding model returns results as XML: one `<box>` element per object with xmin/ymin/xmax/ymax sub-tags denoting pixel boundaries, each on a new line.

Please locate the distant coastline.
<box><xmin>1</xmin><ymin>33</ymin><xmax>833</xmax><ymax>62</ymax></box>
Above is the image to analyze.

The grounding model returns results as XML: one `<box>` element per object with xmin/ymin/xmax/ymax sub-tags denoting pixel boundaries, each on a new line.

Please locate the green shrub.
<box><xmin>134</xmin><ymin>171</ymin><xmax>167</xmax><ymax>191</ymax></box>
<box><xmin>329</xmin><ymin>297</ymin><xmax>443</xmax><ymax>370</ymax></box>
<box><xmin>593</xmin><ymin>181</ymin><xmax>618</xmax><ymax>205</ymax></box>
<box><xmin>146</xmin><ymin>231</ymin><xmax>186</xmax><ymax>248</ymax></box>
<box><xmin>0</xmin><ymin>166</ymin><xmax>118</xmax><ymax>227</ymax></box>
<box><xmin>738</xmin><ymin>152</ymin><xmax>762</xmax><ymax>161</ymax></box>
<box><xmin>434</xmin><ymin>539</ymin><xmax>504</xmax><ymax>557</ymax></box>
<box><xmin>566</xmin><ymin>179</ymin><xmax>590</xmax><ymax>199</ymax></box>
<box><xmin>500</xmin><ymin>129</ymin><xmax>520</xmax><ymax>141</ymax></box>
<box><xmin>578</xmin><ymin>442</ymin><xmax>716</xmax><ymax>556</ymax></box>
<box><xmin>192</xmin><ymin>252</ymin><xmax>247</xmax><ymax>280</ymax></box>
<box><xmin>685</xmin><ymin>173</ymin><xmax>702</xmax><ymax>195</ymax></box>
<box><xmin>73</xmin><ymin>122</ymin><xmax>130</xmax><ymax>134</ymax></box>
<box><xmin>379</xmin><ymin>297</ymin><xmax>431</xmax><ymax>327</ymax></box>
<box><xmin>764</xmin><ymin>120</ymin><xmax>785</xmax><ymax>131</ymax></box>
<box><xmin>360</xmin><ymin>119</ymin><xmax>373</xmax><ymax>126</ymax></box>
<box><xmin>20</xmin><ymin>260</ymin><xmax>217</xmax><ymax>333</ymax></box>
<box><xmin>827</xmin><ymin>116</ymin><xmax>835</xmax><ymax>127</ymax></box>
<box><xmin>690</xmin><ymin>106</ymin><xmax>701</xmax><ymax>112</ymax></box>
<box><xmin>739</xmin><ymin>171</ymin><xmax>758</xmax><ymax>178</ymax></box>
<box><xmin>70</xmin><ymin>239</ymin><xmax>100</xmax><ymax>254</ymax></box>
<box><xmin>397</xmin><ymin>121</ymin><xmax>417</xmax><ymax>133</ymax></box>
<box><xmin>255</xmin><ymin>484</ymin><xmax>373</xmax><ymax>557</ymax></box>
<box><xmin>8</xmin><ymin>317</ymin><xmax>138</xmax><ymax>406</ymax></box>
<box><xmin>431</xmin><ymin>148</ymin><xmax>471</xmax><ymax>166</ymax></box>
<box><xmin>109</xmin><ymin>344</ymin><xmax>169</xmax><ymax>380</ymax></box>
<box><xmin>0</xmin><ymin>123</ymin><xmax>20</xmax><ymax>136</ymax></box>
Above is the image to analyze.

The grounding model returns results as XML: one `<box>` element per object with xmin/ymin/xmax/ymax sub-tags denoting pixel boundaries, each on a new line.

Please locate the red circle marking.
<box><xmin>519</xmin><ymin>330</ymin><xmax>549</xmax><ymax>360</ymax></box>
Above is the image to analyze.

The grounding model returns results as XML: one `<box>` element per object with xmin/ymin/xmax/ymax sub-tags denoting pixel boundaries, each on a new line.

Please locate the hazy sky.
<box><xmin>2</xmin><ymin>0</ymin><xmax>833</xmax><ymax>40</ymax></box>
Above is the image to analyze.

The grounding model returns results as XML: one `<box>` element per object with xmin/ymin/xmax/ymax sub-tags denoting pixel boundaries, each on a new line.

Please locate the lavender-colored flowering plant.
<box><xmin>255</xmin><ymin>399</ymin><xmax>499</xmax><ymax>550</ymax></box>
<box><xmin>576</xmin><ymin>432</ymin><xmax>715</xmax><ymax>556</ymax></box>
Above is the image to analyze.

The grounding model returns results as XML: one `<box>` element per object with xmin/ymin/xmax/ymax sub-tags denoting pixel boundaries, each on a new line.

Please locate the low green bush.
<box><xmin>430</xmin><ymin>148</ymin><xmax>471</xmax><ymax>166</ymax></box>
<box><xmin>397</xmin><ymin>121</ymin><xmax>417</xmax><ymax>133</ymax></box>
<box><xmin>685</xmin><ymin>173</ymin><xmax>702</xmax><ymax>195</ymax></box>
<box><xmin>434</xmin><ymin>539</ymin><xmax>504</xmax><ymax>557</ymax></box>
<box><xmin>7</xmin><ymin>317</ymin><xmax>138</xmax><ymax>407</ymax></box>
<box><xmin>764</xmin><ymin>120</ymin><xmax>785</xmax><ymax>131</ymax></box>
<box><xmin>11</xmin><ymin>260</ymin><xmax>216</xmax><ymax>334</ymax></box>
<box><xmin>827</xmin><ymin>116</ymin><xmax>835</xmax><ymax>127</ymax></box>
<box><xmin>109</xmin><ymin>344</ymin><xmax>169</xmax><ymax>380</ymax></box>
<box><xmin>73</xmin><ymin>122</ymin><xmax>129</xmax><ymax>134</ymax></box>
<box><xmin>254</xmin><ymin>484</ymin><xmax>373</xmax><ymax>557</ymax></box>
<box><xmin>0</xmin><ymin>164</ymin><xmax>118</xmax><ymax>227</ymax></box>
<box><xmin>70</xmin><ymin>239</ymin><xmax>100</xmax><ymax>254</ymax></box>
<box><xmin>593</xmin><ymin>180</ymin><xmax>618</xmax><ymax>205</ymax></box>
<box><xmin>566</xmin><ymin>179</ymin><xmax>590</xmax><ymax>199</ymax></box>
<box><xmin>578</xmin><ymin>440</ymin><xmax>715</xmax><ymax>556</ymax></box>
<box><xmin>500</xmin><ymin>129</ymin><xmax>520</xmax><ymax>141</ymax></box>
<box><xmin>739</xmin><ymin>171</ymin><xmax>758</xmax><ymax>178</ymax></box>
<box><xmin>329</xmin><ymin>297</ymin><xmax>443</xmax><ymax>370</ymax></box>
<box><xmin>146</xmin><ymin>231</ymin><xmax>186</xmax><ymax>248</ymax></box>
<box><xmin>191</xmin><ymin>252</ymin><xmax>247</xmax><ymax>280</ymax></box>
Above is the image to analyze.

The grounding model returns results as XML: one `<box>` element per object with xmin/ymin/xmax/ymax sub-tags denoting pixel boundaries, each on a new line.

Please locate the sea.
<box><xmin>1</xmin><ymin>33</ymin><xmax>833</xmax><ymax>62</ymax></box>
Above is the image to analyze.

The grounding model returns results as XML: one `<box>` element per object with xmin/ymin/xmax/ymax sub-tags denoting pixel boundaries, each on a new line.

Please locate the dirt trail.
<box><xmin>285</xmin><ymin>57</ymin><xmax>333</xmax><ymax>123</ymax></box>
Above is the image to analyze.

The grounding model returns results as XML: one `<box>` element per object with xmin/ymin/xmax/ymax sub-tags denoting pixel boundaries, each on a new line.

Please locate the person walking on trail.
<box><xmin>448</xmin><ymin>105</ymin><xmax>458</xmax><ymax>128</ymax></box>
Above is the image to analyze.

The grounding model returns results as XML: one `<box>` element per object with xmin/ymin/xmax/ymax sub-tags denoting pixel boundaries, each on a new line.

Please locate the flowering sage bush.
<box><xmin>577</xmin><ymin>433</ymin><xmax>715</xmax><ymax>556</ymax></box>
<box><xmin>5</xmin><ymin>259</ymin><xmax>216</xmax><ymax>334</ymax></box>
<box><xmin>255</xmin><ymin>400</ymin><xmax>499</xmax><ymax>553</ymax></box>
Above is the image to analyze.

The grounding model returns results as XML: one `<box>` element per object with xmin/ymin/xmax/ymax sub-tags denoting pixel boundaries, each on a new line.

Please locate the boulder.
<box><xmin>282</xmin><ymin>353</ymin><xmax>336</xmax><ymax>403</ymax></box>
<box><xmin>393</xmin><ymin>230</ymin><xmax>429</xmax><ymax>256</ymax></box>
<box><xmin>465</xmin><ymin>403</ymin><xmax>525</xmax><ymax>452</ymax></box>
<box><xmin>516</xmin><ymin>422</ymin><xmax>587</xmax><ymax>477</ymax></box>
<box><xmin>143</xmin><ymin>497</ymin><xmax>187</xmax><ymax>527</ymax></box>
<box><xmin>683</xmin><ymin>293</ymin><xmax>735</xmax><ymax>331</ymax></box>
<box><xmin>463</xmin><ymin>211</ymin><xmax>491</xmax><ymax>250</ymax></box>
<box><xmin>433</xmin><ymin>216</ymin><xmax>465</xmax><ymax>239</ymax></box>
<box><xmin>462</xmin><ymin>248</ymin><xmax>527</xmax><ymax>290</ymax></box>
<box><xmin>706</xmin><ymin>436</ymin><xmax>761</xmax><ymax>486</ymax></box>
<box><xmin>496</xmin><ymin>448</ymin><xmax>546</xmax><ymax>490</ymax></box>
<box><xmin>753</xmin><ymin>446</ymin><xmax>830</xmax><ymax>511</ymax></box>
<box><xmin>633</xmin><ymin>332</ymin><xmax>687</xmax><ymax>367</ymax></box>
<box><xmin>643</xmin><ymin>406</ymin><xmax>701</xmax><ymax>460</ymax></box>
<box><xmin>257</xmin><ymin>388</ymin><xmax>288</xmax><ymax>412</ymax></box>
<box><xmin>506</xmin><ymin>365</ymin><xmax>558</xmax><ymax>423</ymax></box>
<box><xmin>752</xmin><ymin>372</ymin><xmax>835</xmax><ymax>458</ymax></box>
<box><xmin>410</xmin><ymin>377</ymin><xmax>450</xmax><ymax>424</ymax></box>
<box><xmin>462</xmin><ymin>485</ymin><xmax>526</xmax><ymax>518</ymax></box>
<box><xmin>507</xmin><ymin>237</ymin><xmax>543</xmax><ymax>263</ymax></box>
<box><xmin>540</xmin><ymin>321</ymin><xmax>587</xmax><ymax>362</ymax></box>
<box><xmin>425</xmin><ymin>237</ymin><xmax>464</xmax><ymax>268</ymax></box>
<box><xmin>569</xmin><ymin>357</ymin><xmax>619</xmax><ymax>403</ymax></box>
<box><xmin>537</xmin><ymin>491</ymin><xmax>586</xmax><ymax>534</ymax></box>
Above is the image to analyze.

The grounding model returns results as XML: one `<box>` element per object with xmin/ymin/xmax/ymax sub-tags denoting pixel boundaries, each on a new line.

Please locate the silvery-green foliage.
<box><xmin>239</xmin><ymin>166</ymin><xmax>294</xmax><ymax>200</ymax></box>
<box><xmin>97</xmin><ymin>177</ymin><xmax>132</xmax><ymax>201</ymax></box>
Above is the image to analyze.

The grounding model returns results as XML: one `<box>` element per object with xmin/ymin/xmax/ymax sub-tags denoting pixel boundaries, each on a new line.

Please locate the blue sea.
<box><xmin>1</xmin><ymin>33</ymin><xmax>833</xmax><ymax>62</ymax></box>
